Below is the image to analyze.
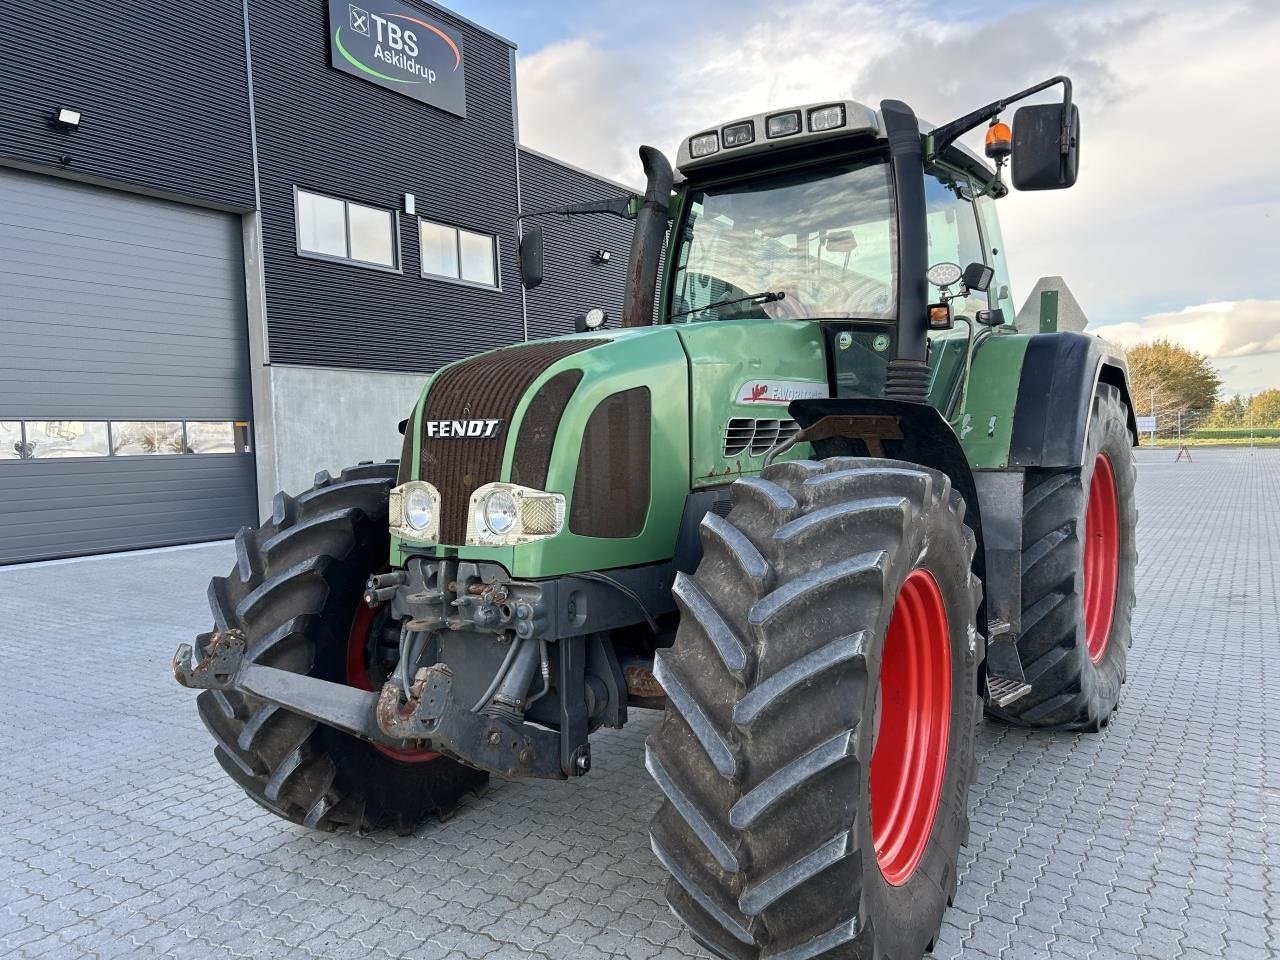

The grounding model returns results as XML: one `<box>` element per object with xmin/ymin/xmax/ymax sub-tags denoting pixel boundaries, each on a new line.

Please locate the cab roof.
<box><xmin>675</xmin><ymin>99</ymin><xmax>993</xmax><ymax>182</ymax></box>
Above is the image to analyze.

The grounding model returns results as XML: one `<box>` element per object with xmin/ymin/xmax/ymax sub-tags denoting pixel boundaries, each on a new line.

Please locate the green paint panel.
<box><xmin>1039</xmin><ymin>290</ymin><xmax>1059</xmax><ymax>333</ymax></box>
<box><xmin>676</xmin><ymin>319</ymin><xmax>827</xmax><ymax>487</ymax></box>
<box><xmin>393</xmin><ymin>327</ymin><xmax>690</xmax><ymax>578</ymax></box>
<box><xmin>951</xmin><ymin>331</ymin><xmax>1031</xmax><ymax>469</ymax></box>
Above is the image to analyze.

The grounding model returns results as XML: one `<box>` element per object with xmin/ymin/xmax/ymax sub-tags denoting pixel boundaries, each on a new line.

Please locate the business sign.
<box><xmin>328</xmin><ymin>0</ymin><xmax>466</xmax><ymax>117</ymax></box>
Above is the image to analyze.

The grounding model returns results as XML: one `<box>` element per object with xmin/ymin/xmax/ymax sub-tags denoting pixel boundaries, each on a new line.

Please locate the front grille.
<box><xmin>570</xmin><ymin>387</ymin><xmax>651</xmax><ymax>538</ymax></box>
<box><xmin>723</xmin><ymin>418</ymin><xmax>802</xmax><ymax>458</ymax></box>
<box><xmin>419</xmin><ymin>340</ymin><xmax>602</xmax><ymax>544</ymax></box>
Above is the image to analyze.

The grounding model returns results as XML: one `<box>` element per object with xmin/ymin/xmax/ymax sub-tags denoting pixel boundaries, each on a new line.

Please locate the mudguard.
<box><xmin>1009</xmin><ymin>332</ymin><xmax>1137</xmax><ymax>468</ymax></box>
<box><xmin>788</xmin><ymin>396</ymin><xmax>986</xmax><ymax>609</ymax></box>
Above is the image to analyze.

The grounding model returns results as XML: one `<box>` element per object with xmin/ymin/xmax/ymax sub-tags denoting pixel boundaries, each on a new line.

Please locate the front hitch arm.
<box><xmin>173</xmin><ymin>630</ymin><xmax>568</xmax><ymax>779</ymax></box>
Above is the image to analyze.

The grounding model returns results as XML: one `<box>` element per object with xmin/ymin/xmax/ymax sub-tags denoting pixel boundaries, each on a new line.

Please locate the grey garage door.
<box><xmin>0</xmin><ymin>168</ymin><xmax>257</xmax><ymax>564</ymax></box>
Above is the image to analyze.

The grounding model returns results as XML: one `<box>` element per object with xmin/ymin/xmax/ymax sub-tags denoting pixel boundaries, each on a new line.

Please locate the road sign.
<box><xmin>1136</xmin><ymin>415</ymin><xmax>1156</xmax><ymax>432</ymax></box>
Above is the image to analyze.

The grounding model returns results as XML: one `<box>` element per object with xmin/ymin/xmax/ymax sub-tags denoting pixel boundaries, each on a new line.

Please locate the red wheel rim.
<box><xmin>870</xmin><ymin>568</ymin><xmax>952</xmax><ymax>886</ymax></box>
<box><xmin>347</xmin><ymin>604</ymin><xmax>439</xmax><ymax>763</ymax></box>
<box><xmin>1083</xmin><ymin>453</ymin><xmax>1119</xmax><ymax>663</ymax></box>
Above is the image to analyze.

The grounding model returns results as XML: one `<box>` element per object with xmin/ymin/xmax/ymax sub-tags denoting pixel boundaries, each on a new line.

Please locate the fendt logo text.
<box><xmin>424</xmin><ymin>419</ymin><xmax>504</xmax><ymax>439</ymax></box>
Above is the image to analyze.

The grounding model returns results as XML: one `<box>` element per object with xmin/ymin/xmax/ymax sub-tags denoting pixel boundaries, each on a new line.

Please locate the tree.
<box><xmin>1248</xmin><ymin>389</ymin><xmax>1280</xmax><ymax>427</ymax></box>
<box><xmin>1206</xmin><ymin>394</ymin><xmax>1248</xmax><ymax>427</ymax></box>
<box><xmin>1126</xmin><ymin>340</ymin><xmax>1221</xmax><ymax>426</ymax></box>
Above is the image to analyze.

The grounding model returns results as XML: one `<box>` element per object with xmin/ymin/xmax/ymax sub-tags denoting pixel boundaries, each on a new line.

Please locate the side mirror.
<box><xmin>518</xmin><ymin>225</ymin><xmax>544</xmax><ymax>290</ymax></box>
<box><xmin>1012</xmin><ymin>102</ymin><xmax>1079</xmax><ymax>190</ymax></box>
<box><xmin>976</xmin><ymin>307</ymin><xmax>1006</xmax><ymax>327</ymax></box>
<box><xmin>962</xmin><ymin>262</ymin><xmax>994</xmax><ymax>293</ymax></box>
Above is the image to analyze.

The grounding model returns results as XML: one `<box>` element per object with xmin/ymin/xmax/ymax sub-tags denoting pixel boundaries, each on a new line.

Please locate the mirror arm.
<box><xmin>927</xmin><ymin>75</ymin><xmax>1072</xmax><ymax>162</ymax></box>
<box><xmin>517</xmin><ymin>195</ymin><xmax>639</xmax><ymax>221</ymax></box>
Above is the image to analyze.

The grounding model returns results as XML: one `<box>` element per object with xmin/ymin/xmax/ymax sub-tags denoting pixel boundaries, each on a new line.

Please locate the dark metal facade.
<box><xmin>249</xmin><ymin>0</ymin><xmax>529</xmax><ymax>372</ymax></box>
<box><xmin>0</xmin><ymin>0</ymin><xmax>255</xmax><ymax>208</ymax></box>
<box><xmin>517</xmin><ymin>148</ymin><xmax>638</xmax><ymax>339</ymax></box>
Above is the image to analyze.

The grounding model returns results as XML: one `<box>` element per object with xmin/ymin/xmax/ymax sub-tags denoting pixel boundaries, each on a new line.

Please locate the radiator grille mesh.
<box><xmin>418</xmin><ymin>340</ymin><xmax>601</xmax><ymax>544</ymax></box>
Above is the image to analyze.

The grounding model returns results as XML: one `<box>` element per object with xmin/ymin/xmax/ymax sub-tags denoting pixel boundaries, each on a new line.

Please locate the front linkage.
<box><xmin>174</xmin><ymin>557</ymin><xmax>660</xmax><ymax>780</ymax></box>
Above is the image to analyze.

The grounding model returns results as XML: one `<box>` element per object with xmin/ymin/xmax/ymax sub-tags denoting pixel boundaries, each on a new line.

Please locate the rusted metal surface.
<box><xmin>624</xmin><ymin>662</ymin><xmax>665</xmax><ymax>699</ymax></box>
<box><xmin>172</xmin><ymin>629</ymin><xmax>246</xmax><ymax>689</ymax></box>
<box><xmin>802</xmin><ymin>414</ymin><xmax>904</xmax><ymax>457</ymax></box>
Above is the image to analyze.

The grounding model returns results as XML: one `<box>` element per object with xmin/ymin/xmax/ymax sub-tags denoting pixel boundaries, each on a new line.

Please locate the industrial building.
<box><xmin>0</xmin><ymin>0</ymin><xmax>636</xmax><ymax>563</ymax></box>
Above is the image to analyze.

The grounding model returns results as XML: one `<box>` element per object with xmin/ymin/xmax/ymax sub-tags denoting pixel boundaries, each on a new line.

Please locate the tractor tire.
<box><xmin>647</xmin><ymin>458</ymin><xmax>982</xmax><ymax>960</ymax></box>
<box><xmin>988</xmin><ymin>383</ymin><xmax>1137</xmax><ymax>730</ymax></box>
<box><xmin>195</xmin><ymin>462</ymin><xmax>488</xmax><ymax>834</ymax></box>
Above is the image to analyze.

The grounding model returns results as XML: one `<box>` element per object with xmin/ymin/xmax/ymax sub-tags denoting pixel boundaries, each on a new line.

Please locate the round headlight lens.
<box><xmin>482</xmin><ymin>489</ymin><xmax>518</xmax><ymax>536</ymax></box>
<box><xmin>405</xmin><ymin>487</ymin><xmax>433</xmax><ymax>532</ymax></box>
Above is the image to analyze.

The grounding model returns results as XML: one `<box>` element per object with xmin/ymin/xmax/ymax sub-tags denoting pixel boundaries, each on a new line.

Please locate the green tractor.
<box><xmin>174</xmin><ymin>75</ymin><xmax>1137</xmax><ymax>959</ymax></box>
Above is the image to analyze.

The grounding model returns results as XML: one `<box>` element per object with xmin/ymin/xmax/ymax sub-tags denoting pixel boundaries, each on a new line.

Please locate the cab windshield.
<box><xmin>669</xmin><ymin>157</ymin><xmax>896</xmax><ymax>323</ymax></box>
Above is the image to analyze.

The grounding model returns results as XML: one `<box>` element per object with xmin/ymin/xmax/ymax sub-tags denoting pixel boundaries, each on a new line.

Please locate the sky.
<box><xmin>461</xmin><ymin>0</ymin><xmax>1278</xmax><ymax>397</ymax></box>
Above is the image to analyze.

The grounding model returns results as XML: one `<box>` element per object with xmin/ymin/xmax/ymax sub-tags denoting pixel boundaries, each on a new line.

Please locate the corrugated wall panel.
<box><xmin>0</xmin><ymin>457</ymin><xmax>259</xmax><ymax>564</ymax></box>
<box><xmin>0</xmin><ymin>0</ymin><xmax>254</xmax><ymax>208</ymax></box>
<box><xmin>249</xmin><ymin>0</ymin><xmax>526</xmax><ymax>372</ymax></box>
<box><xmin>518</xmin><ymin>148</ymin><xmax>638</xmax><ymax>339</ymax></box>
<box><xmin>0</xmin><ymin>169</ymin><xmax>256</xmax><ymax>563</ymax></box>
<box><xmin>0</xmin><ymin>170</ymin><xmax>252</xmax><ymax>421</ymax></box>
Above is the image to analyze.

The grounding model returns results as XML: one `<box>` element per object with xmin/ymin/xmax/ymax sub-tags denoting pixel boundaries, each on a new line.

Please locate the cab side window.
<box><xmin>924</xmin><ymin>172</ymin><xmax>985</xmax><ymax>315</ymax></box>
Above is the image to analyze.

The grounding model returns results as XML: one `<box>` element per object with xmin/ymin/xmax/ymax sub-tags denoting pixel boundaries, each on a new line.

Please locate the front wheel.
<box><xmin>194</xmin><ymin>462</ymin><xmax>488</xmax><ymax>834</ymax></box>
<box><xmin>646</xmin><ymin>458</ymin><xmax>981</xmax><ymax>960</ymax></box>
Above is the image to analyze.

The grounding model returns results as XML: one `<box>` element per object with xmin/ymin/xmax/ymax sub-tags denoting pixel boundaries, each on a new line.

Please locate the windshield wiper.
<box><xmin>669</xmin><ymin>290</ymin><xmax>785</xmax><ymax>321</ymax></box>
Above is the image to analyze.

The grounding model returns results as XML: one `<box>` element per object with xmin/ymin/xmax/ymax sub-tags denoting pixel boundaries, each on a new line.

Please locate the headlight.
<box><xmin>766</xmin><ymin>111</ymin><xmax>801</xmax><ymax>138</ymax></box>
<box><xmin>481</xmin><ymin>489</ymin><xmax>518</xmax><ymax>536</ymax></box>
<box><xmin>389</xmin><ymin>481</ymin><xmax>440</xmax><ymax>542</ymax></box>
<box><xmin>405</xmin><ymin>487</ymin><xmax>434</xmax><ymax>532</ymax></box>
<box><xmin>722</xmin><ymin>120</ymin><xmax>754</xmax><ymax>147</ymax></box>
<box><xmin>689</xmin><ymin>131</ymin><xmax>719</xmax><ymax>158</ymax></box>
<box><xmin>808</xmin><ymin>103</ymin><xmax>846</xmax><ymax>132</ymax></box>
<box><xmin>467</xmin><ymin>482</ymin><xmax>565</xmax><ymax>546</ymax></box>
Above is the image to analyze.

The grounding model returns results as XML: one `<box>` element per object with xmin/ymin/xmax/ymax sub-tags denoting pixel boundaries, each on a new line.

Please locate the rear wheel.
<box><xmin>647</xmin><ymin>458</ymin><xmax>981</xmax><ymax>960</ymax></box>
<box><xmin>989</xmin><ymin>384</ymin><xmax>1137</xmax><ymax>729</ymax></box>
<box><xmin>195</xmin><ymin>462</ymin><xmax>487</xmax><ymax>834</ymax></box>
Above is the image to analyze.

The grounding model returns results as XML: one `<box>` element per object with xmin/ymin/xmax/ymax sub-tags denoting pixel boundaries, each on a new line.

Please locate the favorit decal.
<box><xmin>735</xmin><ymin>379</ymin><xmax>829</xmax><ymax>405</ymax></box>
<box><xmin>423</xmin><ymin>418</ymin><xmax>504</xmax><ymax>438</ymax></box>
<box><xmin>328</xmin><ymin>0</ymin><xmax>466</xmax><ymax>116</ymax></box>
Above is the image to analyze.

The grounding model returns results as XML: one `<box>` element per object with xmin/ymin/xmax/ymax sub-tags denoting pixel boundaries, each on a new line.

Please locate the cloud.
<box><xmin>1092</xmin><ymin>300</ymin><xmax>1280</xmax><ymax>358</ymax></box>
<box><xmin>514</xmin><ymin>0</ymin><xmax>1280</xmax><ymax>392</ymax></box>
<box><xmin>1092</xmin><ymin>299</ymin><xmax>1280</xmax><ymax>395</ymax></box>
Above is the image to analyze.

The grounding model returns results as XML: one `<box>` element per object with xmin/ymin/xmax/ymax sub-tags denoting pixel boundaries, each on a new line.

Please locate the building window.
<box><xmin>296</xmin><ymin>189</ymin><xmax>397</xmax><ymax>268</ymax></box>
<box><xmin>186</xmin><ymin>421</ymin><xmax>253</xmax><ymax>455</ymax></box>
<box><xmin>0</xmin><ymin>421</ymin><xmax>22</xmax><ymax>460</ymax></box>
<box><xmin>0</xmin><ymin>420</ymin><xmax>252</xmax><ymax>460</ymax></box>
<box><xmin>418</xmin><ymin>218</ymin><xmax>498</xmax><ymax>288</ymax></box>
<box><xmin>23</xmin><ymin>421</ymin><xmax>110</xmax><ymax>458</ymax></box>
<box><xmin>112</xmin><ymin>421</ymin><xmax>185</xmax><ymax>456</ymax></box>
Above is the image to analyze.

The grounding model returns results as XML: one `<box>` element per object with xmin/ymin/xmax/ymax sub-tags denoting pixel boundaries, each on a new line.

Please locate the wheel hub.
<box><xmin>1083</xmin><ymin>453</ymin><xmax>1120</xmax><ymax>663</ymax></box>
<box><xmin>347</xmin><ymin>604</ymin><xmax>439</xmax><ymax>763</ymax></box>
<box><xmin>870</xmin><ymin>568</ymin><xmax>952</xmax><ymax>886</ymax></box>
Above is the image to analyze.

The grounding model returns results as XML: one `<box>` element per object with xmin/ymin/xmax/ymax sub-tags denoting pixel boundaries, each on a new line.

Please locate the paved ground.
<box><xmin>1</xmin><ymin>447</ymin><xmax>1277</xmax><ymax>960</ymax></box>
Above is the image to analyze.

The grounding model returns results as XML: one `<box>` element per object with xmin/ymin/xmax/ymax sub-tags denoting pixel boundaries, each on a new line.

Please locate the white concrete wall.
<box><xmin>265</xmin><ymin>365</ymin><xmax>427</xmax><ymax>500</ymax></box>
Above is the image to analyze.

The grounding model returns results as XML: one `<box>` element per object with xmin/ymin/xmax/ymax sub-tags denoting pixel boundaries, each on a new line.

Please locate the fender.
<box><xmin>1009</xmin><ymin>332</ymin><xmax>1137</xmax><ymax>468</ymax></box>
<box><xmin>788</xmin><ymin>397</ymin><xmax>987</xmax><ymax>618</ymax></box>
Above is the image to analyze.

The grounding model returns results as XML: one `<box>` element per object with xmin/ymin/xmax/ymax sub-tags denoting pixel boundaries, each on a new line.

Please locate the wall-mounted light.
<box><xmin>592</xmin><ymin>249</ymin><xmax>610</xmax><ymax>264</ymax></box>
<box><xmin>52</xmin><ymin>108</ymin><xmax>82</xmax><ymax>130</ymax></box>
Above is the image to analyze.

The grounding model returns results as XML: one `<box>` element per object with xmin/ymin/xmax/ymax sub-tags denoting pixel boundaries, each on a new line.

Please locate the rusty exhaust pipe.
<box><xmin>621</xmin><ymin>145</ymin><xmax>673</xmax><ymax>328</ymax></box>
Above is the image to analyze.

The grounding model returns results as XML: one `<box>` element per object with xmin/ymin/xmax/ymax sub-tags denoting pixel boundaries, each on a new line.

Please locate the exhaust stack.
<box><xmin>621</xmin><ymin>146</ymin><xmax>673</xmax><ymax>328</ymax></box>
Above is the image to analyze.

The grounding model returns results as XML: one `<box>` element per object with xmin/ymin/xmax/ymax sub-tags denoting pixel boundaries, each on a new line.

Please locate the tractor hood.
<box><xmin>393</xmin><ymin>326</ymin><xmax>690</xmax><ymax>578</ymax></box>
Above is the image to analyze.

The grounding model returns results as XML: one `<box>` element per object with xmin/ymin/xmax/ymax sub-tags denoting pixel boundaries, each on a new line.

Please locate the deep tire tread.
<box><xmin>193</xmin><ymin>461</ymin><xmax>489</xmax><ymax>833</ymax></box>
<box><xmin>648</xmin><ymin>456</ymin><xmax>982</xmax><ymax>960</ymax></box>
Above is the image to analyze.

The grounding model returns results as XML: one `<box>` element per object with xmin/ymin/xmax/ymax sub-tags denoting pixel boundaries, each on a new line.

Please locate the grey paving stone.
<box><xmin>1</xmin><ymin>447</ymin><xmax>1278</xmax><ymax>959</ymax></box>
